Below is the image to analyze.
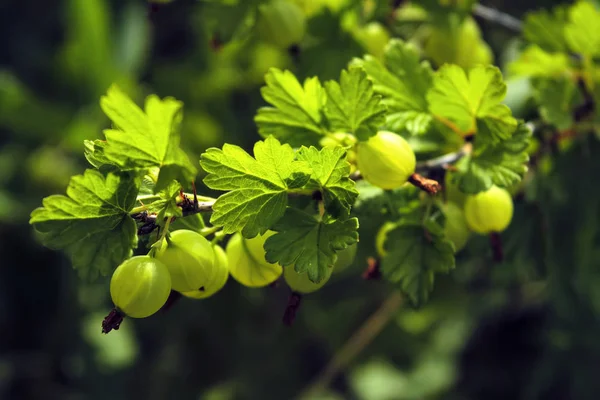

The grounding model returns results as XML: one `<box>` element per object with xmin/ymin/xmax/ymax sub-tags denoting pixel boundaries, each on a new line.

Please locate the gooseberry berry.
<box><xmin>284</xmin><ymin>265</ymin><xmax>333</xmax><ymax>294</ymax></box>
<box><xmin>255</xmin><ymin>0</ymin><xmax>306</xmax><ymax>49</ymax></box>
<box><xmin>464</xmin><ymin>185</ymin><xmax>514</xmax><ymax>234</ymax></box>
<box><xmin>332</xmin><ymin>243</ymin><xmax>357</xmax><ymax>274</ymax></box>
<box><xmin>110</xmin><ymin>256</ymin><xmax>172</xmax><ymax>318</ymax></box>
<box><xmin>354</xmin><ymin>22</ymin><xmax>390</xmax><ymax>59</ymax></box>
<box><xmin>181</xmin><ymin>245</ymin><xmax>229</xmax><ymax>299</ymax></box>
<box><xmin>356</xmin><ymin>131</ymin><xmax>416</xmax><ymax>190</ymax></box>
<box><xmin>155</xmin><ymin>230</ymin><xmax>216</xmax><ymax>293</ymax></box>
<box><xmin>226</xmin><ymin>231</ymin><xmax>282</xmax><ymax>287</ymax></box>
<box><xmin>442</xmin><ymin>202</ymin><xmax>471</xmax><ymax>252</ymax></box>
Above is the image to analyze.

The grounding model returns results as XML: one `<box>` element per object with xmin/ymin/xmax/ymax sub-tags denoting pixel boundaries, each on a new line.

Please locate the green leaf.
<box><xmin>508</xmin><ymin>45</ymin><xmax>572</xmax><ymax>78</ymax></box>
<box><xmin>324</xmin><ymin>67</ymin><xmax>386</xmax><ymax>140</ymax></box>
<box><xmin>144</xmin><ymin>180</ymin><xmax>183</xmax><ymax>221</ymax></box>
<box><xmin>564</xmin><ymin>1</ymin><xmax>600</xmax><ymax>57</ymax></box>
<box><xmin>29</xmin><ymin>169</ymin><xmax>139</xmax><ymax>280</ymax></box>
<box><xmin>296</xmin><ymin>145</ymin><xmax>358</xmax><ymax>218</ymax></box>
<box><xmin>454</xmin><ymin>122</ymin><xmax>532</xmax><ymax>194</ymax></box>
<box><xmin>381</xmin><ymin>220</ymin><xmax>455</xmax><ymax>307</ymax></box>
<box><xmin>427</xmin><ymin>64</ymin><xmax>517</xmax><ymax>144</ymax></box>
<box><xmin>99</xmin><ymin>85</ymin><xmax>197</xmax><ymax>192</ymax></box>
<box><xmin>264</xmin><ymin>208</ymin><xmax>359</xmax><ymax>283</ymax></box>
<box><xmin>534</xmin><ymin>78</ymin><xmax>578</xmax><ymax>130</ymax></box>
<box><xmin>352</xmin><ymin>39</ymin><xmax>433</xmax><ymax>135</ymax></box>
<box><xmin>254</xmin><ymin>68</ymin><xmax>327</xmax><ymax>147</ymax></box>
<box><xmin>200</xmin><ymin>136</ymin><xmax>312</xmax><ymax>238</ymax></box>
<box><xmin>522</xmin><ymin>6</ymin><xmax>569</xmax><ymax>52</ymax></box>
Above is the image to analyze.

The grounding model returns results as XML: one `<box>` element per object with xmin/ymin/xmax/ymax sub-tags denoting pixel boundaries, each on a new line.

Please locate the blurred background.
<box><xmin>2</xmin><ymin>0</ymin><xmax>600</xmax><ymax>399</ymax></box>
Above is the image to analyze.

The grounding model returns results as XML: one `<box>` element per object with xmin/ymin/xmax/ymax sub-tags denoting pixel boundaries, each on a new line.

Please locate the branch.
<box><xmin>472</xmin><ymin>4</ymin><xmax>523</xmax><ymax>32</ymax></box>
<box><xmin>408</xmin><ymin>173</ymin><xmax>442</xmax><ymax>194</ymax></box>
<box><xmin>415</xmin><ymin>146</ymin><xmax>468</xmax><ymax>172</ymax></box>
<box><xmin>296</xmin><ymin>291</ymin><xmax>404</xmax><ymax>400</ymax></box>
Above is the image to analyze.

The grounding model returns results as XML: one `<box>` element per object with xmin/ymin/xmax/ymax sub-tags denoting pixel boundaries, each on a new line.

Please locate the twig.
<box><xmin>296</xmin><ymin>291</ymin><xmax>404</xmax><ymax>400</ymax></box>
<box><xmin>408</xmin><ymin>173</ymin><xmax>442</xmax><ymax>194</ymax></box>
<box><xmin>415</xmin><ymin>147</ymin><xmax>467</xmax><ymax>172</ymax></box>
<box><xmin>473</xmin><ymin>4</ymin><xmax>523</xmax><ymax>32</ymax></box>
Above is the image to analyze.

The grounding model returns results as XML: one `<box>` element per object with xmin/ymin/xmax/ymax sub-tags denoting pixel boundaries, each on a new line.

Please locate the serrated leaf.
<box><xmin>564</xmin><ymin>1</ymin><xmax>600</xmax><ymax>57</ymax></box>
<box><xmin>427</xmin><ymin>64</ymin><xmax>517</xmax><ymax>144</ymax></box>
<box><xmin>454</xmin><ymin>123</ymin><xmax>532</xmax><ymax>194</ymax></box>
<box><xmin>254</xmin><ymin>68</ymin><xmax>327</xmax><ymax>147</ymax></box>
<box><xmin>508</xmin><ymin>45</ymin><xmax>572</xmax><ymax>78</ymax></box>
<box><xmin>143</xmin><ymin>180</ymin><xmax>183</xmax><ymax>220</ymax></box>
<box><xmin>264</xmin><ymin>208</ymin><xmax>359</xmax><ymax>283</ymax></box>
<box><xmin>29</xmin><ymin>169</ymin><xmax>139</xmax><ymax>280</ymax></box>
<box><xmin>352</xmin><ymin>39</ymin><xmax>433</xmax><ymax>135</ymax></box>
<box><xmin>84</xmin><ymin>139</ymin><xmax>114</xmax><ymax>169</ymax></box>
<box><xmin>522</xmin><ymin>6</ymin><xmax>569</xmax><ymax>52</ymax></box>
<box><xmin>381</xmin><ymin>221</ymin><xmax>455</xmax><ymax>307</ymax></box>
<box><xmin>534</xmin><ymin>78</ymin><xmax>578</xmax><ymax>130</ymax></box>
<box><xmin>200</xmin><ymin>136</ymin><xmax>312</xmax><ymax>238</ymax></box>
<box><xmin>296</xmin><ymin>146</ymin><xmax>358</xmax><ymax>218</ymax></box>
<box><xmin>324</xmin><ymin>67</ymin><xmax>386</xmax><ymax>140</ymax></box>
<box><xmin>99</xmin><ymin>85</ymin><xmax>197</xmax><ymax>192</ymax></box>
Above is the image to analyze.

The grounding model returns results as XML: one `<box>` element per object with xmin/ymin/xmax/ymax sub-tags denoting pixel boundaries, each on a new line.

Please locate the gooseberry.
<box><xmin>464</xmin><ymin>185</ymin><xmax>514</xmax><ymax>234</ymax></box>
<box><xmin>442</xmin><ymin>202</ymin><xmax>471</xmax><ymax>252</ymax></box>
<box><xmin>110</xmin><ymin>256</ymin><xmax>172</xmax><ymax>318</ymax></box>
<box><xmin>356</xmin><ymin>131</ymin><xmax>416</xmax><ymax>190</ymax></box>
<box><xmin>155</xmin><ymin>230</ymin><xmax>216</xmax><ymax>293</ymax></box>
<box><xmin>284</xmin><ymin>265</ymin><xmax>333</xmax><ymax>294</ymax></box>
<box><xmin>332</xmin><ymin>243</ymin><xmax>357</xmax><ymax>274</ymax></box>
<box><xmin>226</xmin><ymin>231</ymin><xmax>282</xmax><ymax>287</ymax></box>
<box><xmin>354</xmin><ymin>22</ymin><xmax>390</xmax><ymax>59</ymax></box>
<box><xmin>255</xmin><ymin>0</ymin><xmax>306</xmax><ymax>49</ymax></box>
<box><xmin>181</xmin><ymin>245</ymin><xmax>229</xmax><ymax>299</ymax></box>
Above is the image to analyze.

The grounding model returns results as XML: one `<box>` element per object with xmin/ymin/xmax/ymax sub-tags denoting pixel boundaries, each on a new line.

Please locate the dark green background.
<box><xmin>2</xmin><ymin>1</ymin><xmax>600</xmax><ymax>399</ymax></box>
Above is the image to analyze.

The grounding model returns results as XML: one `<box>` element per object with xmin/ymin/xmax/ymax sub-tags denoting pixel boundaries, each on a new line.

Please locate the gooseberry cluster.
<box><xmin>103</xmin><ymin>228</ymin><xmax>359</xmax><ymax>333</ymax></box>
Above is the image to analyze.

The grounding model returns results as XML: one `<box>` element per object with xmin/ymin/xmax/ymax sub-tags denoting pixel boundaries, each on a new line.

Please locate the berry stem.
<box><xmin>101</xmin><ymin>308</ymin><xmax>125</xmax><ymax>334</ymax></box>
<box><xmin>161</xmin><ymin>290</ymin><xmax>182</xmax><ymax>313</ymax></box>
<box><xmin>408</xmin><ymin>173</ymin><xmax>442</xmax><ymax>195</ymax></box>
<box><xmin>490</xmin><ymin>232</ymin><xmax>504</xmax><ymax>262</ymax></box>
<box><xmin>283</xmin><ymin>292</ymin><xmax>303</xmax><ymax>326</ymax></box>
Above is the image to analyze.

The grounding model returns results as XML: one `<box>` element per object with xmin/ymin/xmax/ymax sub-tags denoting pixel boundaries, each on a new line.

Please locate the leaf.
<box><xmin>454</xmin><ymin>122</ymin><xmax>532</xmax><ymax>194</ymax></box>
<box><xmin>143</xmin><ymin>180</ymin><xmax>183</xmax><ymax>221</ymax></box>
<box><xmin>200</xmin><ymin>136</ymin><xmax>312</xmax><ymax>238</ymax></box>
<box><xmin>564</xmin><ymin>1</ymin><xmax>600</xmax><ymax>57</ymax></box>
<box><xmin>352</xmin><ymin>39</ymin><xmax>433</xmax><ymax>135</ymax></box>
<box><xmin>296</xmin><ymin>146</ymin><xmax>358</xmax><ymax>218</ymax></box>
<box><xmin>99</xmin><ymin>85</ymin><xmax>197</xmax><ymax>192</ymax></box>
<box><xmin>84</xmin><ymin>139</ymin><xmax>114</xmax><ymax>169</ymax></box>
<box><xmin>534</xmin><ymin>78</ymin><xmax>578</xmax><ymax>130</ymax></box>
<box><xmin>254</xmin><ymin>68</ymin><xmax>327</xmax><ymax>147</ymax></box>
<box><xmin>264</xmin><ymin>208</ymin><xmax>359</xmax><ymax>283</ymax></box>
<box><xmin>522</xmin><ymin>6</ymin><xmax>569</xmax><ymax>52</ymax></box>
<box><xmin>324</xmin><ymin>67</ymin><xmax>386</xmax><ymax>140</ymax></box>
<box><xmin>427</xmin><ymin>64</ymin><xmax>517</xmax><ymax>144</ymax></box>
<box><xmin>29</xmin><ymin>169</ymin><xmax>139</xmax><ymax>280</ymax></box>
<box><xmin>381</xmin><ymin>220</ymin><xmax>455</xmax><ymax>307</ymax></box>
<box><xmin>508</xmin><ymin>45</ymin><xmax>572</xmax><ymax>78</ymax></box>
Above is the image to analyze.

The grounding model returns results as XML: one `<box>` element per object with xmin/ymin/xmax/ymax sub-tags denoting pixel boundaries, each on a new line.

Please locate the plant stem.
<box><xmin>296</xmin><ymin>291</ymin><xmax>404</xmax><ymax>400</ymax></box>
<box><xmin>408</xmin><ymin>173</ymin><xmax>442</xmax><ymax>194</ymax></box>
<box><xmin>473</xmin><ymin>4</ymin><xmax>523</xmax><ymax>32</ymax></box>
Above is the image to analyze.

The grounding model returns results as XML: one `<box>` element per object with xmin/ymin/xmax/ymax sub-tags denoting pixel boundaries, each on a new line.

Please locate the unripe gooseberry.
<box><xmin>444</xmin><ymin>170</ymin><xmax>467</xmax><ymax>206</ymax></box>
<box><xmin>442</xmin><ymin>202</ymin><xmax>471</xmax><ymax>253</ymax></box>
<box><xmin>376</xmin><ymin>221</ymin><xmax>397</xmax><ymax>257</ymax></box>
<box><xmin>110</xmin><ymin>256</ymin><xmax>172</xmax><ymax>318</ymax></box>
<box><xmin>354</xmin><ymin>22</ymin><xmax>391</xmax><ymax>59</ymax></box>
<box><xmin>256</xmin><ymin>0</ymin><xmax>306</xmax><ymax>49</ymax></box>
<box><xmin>155</xmin><ymin>230</ymin><xmax>216</xmax><ymax>293</ymax></box>
<box><xmin>464</xmin><ymin>185</ymin><xmax>514</xmax><ymax>234</ymax></box>
<box><xmin>284</xmin><ymin>265</ymin><xmax>333</xmax><ymax>294</ymax></box>
<box><xmin>181</xmin><ymin>245</ymin><xmax>229</xmax><ymax>299</ymax></box>
<box><xmin>226</xmin><ymin>231</ymin><xmax>282</xmax><ymax>287</ymax></box>
<box><xmin>332</xmin><ymin>243</ymin><xmax>357</xmax><ymax>274</ymax></box>
<box><xmin>356</xmin><ymin>131</ymin><xmax>416</xmax><ymax>190</ymax></box>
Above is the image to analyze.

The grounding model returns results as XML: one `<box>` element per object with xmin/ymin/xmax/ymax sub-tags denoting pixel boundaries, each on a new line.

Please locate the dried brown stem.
<box><xmin>408</xmin><ymin>173</ymin><xmax>442</xmax><ymax>194</ymax></box>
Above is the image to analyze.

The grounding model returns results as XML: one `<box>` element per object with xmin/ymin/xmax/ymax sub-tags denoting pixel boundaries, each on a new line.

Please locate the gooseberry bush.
<box><xmin>28</xmin><ymin>0</ymin><xmax>600</xmax><ymax>336</ymax></box>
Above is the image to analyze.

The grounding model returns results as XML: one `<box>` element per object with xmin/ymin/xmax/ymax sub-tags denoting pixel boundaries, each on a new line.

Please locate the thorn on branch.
<box><xmin>283</xmin><ymin>292</ymin><xmax>302</xmax><ymax>326</ymax></box>
<box><xmin>362</xmin><ymin>257</ymin><xmax>381</xmax><ymax>280</ymax></box>
<box><xmin>102</xmin><ymin>308</ymin><xmax>124</xmax><ymax>334</ymax></box>
<box><xmin>408</xmin><ymin>173</ymin><xmax>442</xmax><ymax>195</ymax></box>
